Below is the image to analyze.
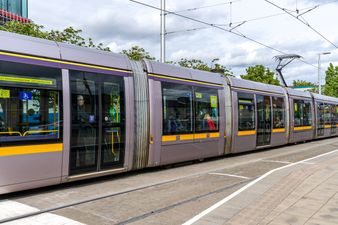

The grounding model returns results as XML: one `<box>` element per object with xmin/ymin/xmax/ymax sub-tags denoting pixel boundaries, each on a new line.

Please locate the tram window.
<box><xmin>324</xmin><ymin>104</ymin><xmax>332</xmax><ymax>125</ymax></box>
<box><xmin>162</xmin><ymin>82</ymin><xmax>193</xmax><ymax>135</ymax></box>
<box><xmin>336</xmin><ymin>105</ymin><xmax>338</xmax><ymax>124</ymax></box>
<box><xmin>294</xmin><ymin>99</ymin><xmax>312</xmax><ymax>127</ymax></box>
<box><xmin>331</xmin><ymin>104</ymin><xmax>336</xmax><ymax>125</ymax></box>
<box><xmin>194</xmin><ymin>87</ymin><xmax>219</xmax><ymax>132</ymax></box>
<box><xmin>0</xmin><ymin>62</ymin><xmax>61</xmax><ymax>143</ymax></box>
<box><xmin>318</xmin><ymin>102</ymin><xmax>325</xmax><ymax>126</ymax></box>
<box><xmin>272</xmin><ymin>97</ymin><xmax>285</xmax><ymax>128</ymax></box>
<box><xmin>0</xmin><ymin>87</ymin><xmax>60</xmax><ymax>142</ymax></box>
<box><xmin>238</xmin><ymin>92</ymin><xmax>255</xmax><ymax>131</ymax></box>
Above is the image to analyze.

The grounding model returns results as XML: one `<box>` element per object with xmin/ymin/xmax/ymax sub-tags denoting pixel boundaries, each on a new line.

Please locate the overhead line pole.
<box><xmin>160</xmin><ymin>0</ymin><xmax>166</xmax><ymax>63</ymax></box>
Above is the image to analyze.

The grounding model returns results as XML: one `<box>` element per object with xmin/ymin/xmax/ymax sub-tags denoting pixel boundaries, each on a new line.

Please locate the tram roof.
<box><xmin>0</xmin><ymin>30</ymin><xmax>132</xmax><ymax>71</ymax></box>
<box><xmin>144</xmin><ymin>60</ymin><xmax>224</xmax><ymax>85</ymax></box>
<box><xmin>311</xmin><ymin>93</ymin><xmax>338</xmax><ymax>103</ymax></box>
<box><xmin>226</xmin><ymin>76</ymin><xmax>286</xmax><ymax>95</ymax></box>
<box><xmin>286</xmin><ymin>88</ymin><xmax>313</xmax><ymax>99</ymax></box>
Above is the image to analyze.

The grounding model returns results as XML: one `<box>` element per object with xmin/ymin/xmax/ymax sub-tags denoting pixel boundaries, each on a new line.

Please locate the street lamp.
<box><xmin>318</xmin><ymin>52</ymin><xmax>331</xmax><ymax>95</ymax></box>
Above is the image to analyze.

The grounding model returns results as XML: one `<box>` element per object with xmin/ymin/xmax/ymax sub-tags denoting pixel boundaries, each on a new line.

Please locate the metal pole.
<box><xmin>318</xmin><ymin>52</ymin><xmax>331</xmax><ymax>95</ymax></box>
<box><xmin>318</xmin><ymin>53</ymin><xmax>321</xmax><ymax>95</ymax></box>
<box><xmin>160</xmin><ymin>0</ymin><xmax>166</xmax><ymax>63</ymax></box>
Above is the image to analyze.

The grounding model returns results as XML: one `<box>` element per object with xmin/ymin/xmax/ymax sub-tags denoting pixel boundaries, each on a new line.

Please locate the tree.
<box><xmin>0</xmin><ymin>21</ymin><xmax>111</xmax><ymax>51</ymax></box>
<box><xmin>293</xmin><ymin>80</ymin><xmax>316</xmax><ymax>87</ymax></box>
<box><xmin>120</xmin><ymin>46</ymin><xmax>155</xmax><ymax>61</ymax></box>
<box><xmin>177</xmin><ymin>58</ymin><xmax>233</xmax><ymax>76</ymax></box>
<box><xmin>240</xmin><ymin>65</ymin><xmax>280</xmax><ymax>86</ymax></box>
<box><xmin>324</xmin><ymin>63</ymin><xmax>338</xmax><ymax>97</ymax></box>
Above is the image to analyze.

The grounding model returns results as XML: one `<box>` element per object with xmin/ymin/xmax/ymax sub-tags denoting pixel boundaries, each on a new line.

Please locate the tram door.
<box><xmin>256</xmin><ymin>95</ymin><xmax>272</xmax><ymax>147</ymax></box>
<box><xmin>70</xmin><ymin>71</ymin><xmax>125</xmax><ymax>175</ymax></box>
<box><xmin>317</xmin><ymin>103</ymin><xmax>325</xmax><ymax>137</ymax></box>
<box><xmin>331</xmin><ymin>105</ymin><xmax>337</xmax><ymax>135</ymax></box>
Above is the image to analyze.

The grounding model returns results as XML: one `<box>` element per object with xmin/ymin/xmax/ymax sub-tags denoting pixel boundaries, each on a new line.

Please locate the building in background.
<box><xmin>0</xmin><ymin>0</ymin><xmax>30</xmax><ymax>25</ymax></box>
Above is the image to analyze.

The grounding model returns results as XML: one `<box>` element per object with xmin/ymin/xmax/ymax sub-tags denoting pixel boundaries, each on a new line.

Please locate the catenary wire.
<box><xmin>172</xmin><ymin>0</ymin><xmax>241</xmax><ymax>13</ymax></box>
<box><xmin>129</xmin><ymin>0</ymin><xmax>318</xmax><ymax>69</ymax></box>
<box><xmin>169</xmin><ymin>1</ymin><xmax>338</xmax><ymax>35</ymax></box>
<box><xmin>264</xmin><ymin>0</ymin><xmax>338</xmax><ymax>48</ymax></box>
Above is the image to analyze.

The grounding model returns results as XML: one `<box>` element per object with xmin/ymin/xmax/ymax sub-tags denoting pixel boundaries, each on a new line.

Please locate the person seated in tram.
<box><xmin>203</xmin><ymin>111</ymin><xmax>216</xmax><ymax>130</ymax></box>
<box><xmin>274</xmin><ymin>116</ymin><xmax>284</xmax><ymax>128</ymax></box>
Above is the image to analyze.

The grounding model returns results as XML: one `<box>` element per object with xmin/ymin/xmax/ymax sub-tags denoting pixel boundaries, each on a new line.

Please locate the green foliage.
<box><xmin>324</xmin><ymin>63</ymin><xmax>338</xmax><ymax>97</ymax></box>
<box><xmin>177</xmin><ymin>58</ymin><xmax>233</xmax><ymax>76</ymax></box>
<box><xmin>120</xmin><ymin>46</ymin><xmax>155</xmax><ymax>61</ymax></box>
<box><xmin>0</xmin><ymin>21</ymin><xmax>48</xmax><ymax>39</ymax></box>
<box><xmin>240</xmin><ymin>65</ymin><xmax>280</xmax><ymax>86</ymax></box>
<box><xmin>292</xmin><ymin>80</ymin><xmax>316</xmax><ymax>87</ymax></box>
<box><xmin>0</xmin><ymin>21</ymin><xmax>111</xmax><ymax>51</ymax></box>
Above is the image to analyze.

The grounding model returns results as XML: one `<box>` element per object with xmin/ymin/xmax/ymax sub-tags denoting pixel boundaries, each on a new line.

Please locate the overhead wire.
<box><xmin>263</xmin><ymin>0</ymin><xmax>338</xmax><ymax>48</ymax></box>
<box><xmin>129</xmin><ymin>0</ymin><xmax>319</xmax><ymax>69</ymax></box>
<box><xmin>172</xmin><ymin>0</ymin><xmax>241</xmax><ymax>13</ymax></box>
<box><xmin>167</xmin><ymin>2</ymin><xmax>331</xmax><ymax>36</ymax></box>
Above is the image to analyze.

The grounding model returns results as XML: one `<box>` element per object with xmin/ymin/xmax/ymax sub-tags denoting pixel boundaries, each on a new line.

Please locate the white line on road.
<box><xmin>182</xmin><ymin>149</ymin><xmax>338</xmax><ymax>225</ymax></box>
<box><xmin>208</xmin><ymin>173</ymin><xmax>250</xmax><ymax>180</ymax></box>
<box><xmin>299</xmin><ymin>162</ymin><xmax>316</xmax><ymax>165</ymax></box>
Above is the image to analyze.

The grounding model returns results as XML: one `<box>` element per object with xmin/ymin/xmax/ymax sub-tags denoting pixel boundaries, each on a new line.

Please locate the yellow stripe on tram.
<box><xmin>209</xmin><ymin>132</ymin><xmax>220</xmax><ymax>138</ymax></box>
<box><xmin>293</xmin><ymin>126</ymin><xmax>313</xmax><ymax>131</ymax></box>
<box><xmin>162</xmin><ymin>135</ymin><xmax>177</xmax><ymax>142</ymax></box>
<box><xmin>179</xmin><ymin>134</ymin><xmax>194</xmax><ymax>141</ymax></box>
<box><xmin>194</xmin><ymin>133</ymin><xmax>208</xmax><ymax>139</ymax></box>
<box><xmin>0</xmin><ymin>143</ymin><xmax>63</xmax><ymax>157</ymax></box>
<box><xmin>162</xmin><ymin>132</ymin><xmax>221</xmax><ymax>142</ymax></box>
<box><xmin>324</xmin><ymin>125</ymin><xmax>332</xmax><ymax>129</ymax></box>
<box><xmin>272</xmin><ymin>128</ymin><xmax>286</xmax><ymax>133</ymax></box>
<box><xmin>238</xmin><ymin>130</ymin><xmax>256</xmax><ymax>136</ymax></box>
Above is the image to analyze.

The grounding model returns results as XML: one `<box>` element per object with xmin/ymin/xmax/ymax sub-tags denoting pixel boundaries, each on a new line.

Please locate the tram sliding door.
<box><xmin>256</xmin><ymin>95</ymin><xmax>272</xmax><ymax>147</ymax></box>
<box><xmin>69</xmin><ymin>71</ymin><xmax>125</xmax><ymax>175</ymax></box>
<box><xmin>331</xmin><ymin>104</ymin><xmax>337</xmax><ymax>135</ymax></box>
<box><xmin>317</xmin><ymin>102</ymin><xmax>325</xmax><ymax>137</ymax></box>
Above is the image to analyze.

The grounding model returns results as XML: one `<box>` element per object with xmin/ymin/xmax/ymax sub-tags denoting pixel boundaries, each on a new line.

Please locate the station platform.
<box><xmin>188</xmin><ymin>148</ymin><xmax>338</xmax><ymax>225</ymax></box>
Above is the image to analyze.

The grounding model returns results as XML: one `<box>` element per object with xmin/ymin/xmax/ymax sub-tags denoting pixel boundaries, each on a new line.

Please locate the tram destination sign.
<box><xmin>0</xmin><ymin>74</ymin><xmax>56</xmax><ymax>87</ymax></box>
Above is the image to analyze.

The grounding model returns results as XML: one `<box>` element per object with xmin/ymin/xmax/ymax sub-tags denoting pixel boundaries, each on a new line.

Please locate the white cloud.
<box><xmin>28</xmin><ymin>0</ymin><xmax>338</xmax><ymax>84</ymax></box>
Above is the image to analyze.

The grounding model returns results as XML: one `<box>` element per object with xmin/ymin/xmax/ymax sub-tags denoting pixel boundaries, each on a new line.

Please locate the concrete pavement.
<box><xmin>190</xmin><ymin>148</ymin><xmax>338</xmax><ymax>225</ymax></box>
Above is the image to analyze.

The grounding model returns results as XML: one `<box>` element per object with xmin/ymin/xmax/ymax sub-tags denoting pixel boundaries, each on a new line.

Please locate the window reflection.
<box><xmin>294</xmin><ymin>100</ymin><xmax>312</xmax><ymax>127</ymax></box>
<box><xmin>272</xmin><ymin>97</ymin><xmax>285</xmax><ymax>129</ymax></box>
<box><xmin>238</xmin><ymin>92</ymin><xmax>255</xmax><ymax>131</ymax></box>
<box><xmin>195</xmin><ymin>87</ymin><xmax>219</xmax><ymax>132</ymax></box>
<box><xmin>162</xmin><ymin>83</ymin><xmax>193</xmax><ymax>135</ymax></box>
<box><xmin>0</xmin><ymin>87</ymin><xmax>60</xmax><ymax>141</ymax></box>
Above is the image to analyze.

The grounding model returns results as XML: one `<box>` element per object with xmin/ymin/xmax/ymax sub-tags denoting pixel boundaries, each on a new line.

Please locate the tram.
<box><xmin>0</xmin><ymin>31</ymin><xmax>337</xmax><ymax>194</ymax></box>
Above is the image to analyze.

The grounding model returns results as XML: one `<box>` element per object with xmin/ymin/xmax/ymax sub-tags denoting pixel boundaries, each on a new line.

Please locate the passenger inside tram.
<box><xmin>74</xmin><ymin>94</ymin><xmax>96</xmax><ymax>167</ymax></box>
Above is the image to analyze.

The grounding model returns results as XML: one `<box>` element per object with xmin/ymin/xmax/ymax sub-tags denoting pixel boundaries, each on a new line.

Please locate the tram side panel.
<box><xmin>0</xmin><ymin>61</ymin><xmax>63</xmax><ymax>194</ymax></box>
<box><xmin>311</xmin><ymin>93</ymin><xmax>338</xmax><ymax>139</ymax></box>
<box><xmin>231</xmin><ymin>90</ymin><xmax>257</xmax><ymax>153</ymax></box>
<box><xmin>229</xmin><ymin>81</ymin><xmax>290</xmax><ymax>153</ymax></box>
<box><xmin>288</xmin><ymin>96</ymin><xmax>315</xmax><ymax>143</ymax></box>
<box><xmin>150</xmin><ymin>79</ymin><xmax>224</xmax><ymax>165</ymax></box>
<box><xmin>145</xmin><ymin>61</ymin><xmax>225</xmax><ymax>166</ymax></box>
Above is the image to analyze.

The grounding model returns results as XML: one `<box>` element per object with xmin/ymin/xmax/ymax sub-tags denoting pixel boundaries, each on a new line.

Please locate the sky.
<box><xmin>28</xmin><ymin>0</ymin><xmax>338</xmax><ymax>85</ymax></box>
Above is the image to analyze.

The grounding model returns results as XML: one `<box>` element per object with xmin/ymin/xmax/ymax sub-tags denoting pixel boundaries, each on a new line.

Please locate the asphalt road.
<box><xmin>4</xmin><ymin>137</ymin><xmax>338</xmax><ymax>225</ymax></box>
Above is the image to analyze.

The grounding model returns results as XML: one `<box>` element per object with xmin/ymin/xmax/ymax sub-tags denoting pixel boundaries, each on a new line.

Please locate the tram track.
<box><xmin>2</xmin><ymin>138</ymin><xmax>338</xmax><ymax>224</ymax></box>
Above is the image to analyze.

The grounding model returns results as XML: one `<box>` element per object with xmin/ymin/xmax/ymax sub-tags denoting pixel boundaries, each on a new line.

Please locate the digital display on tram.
<box><xmin>0</xmin><ymin>74</ymin><xmax>57</xmax><ymax>87</ymax></box>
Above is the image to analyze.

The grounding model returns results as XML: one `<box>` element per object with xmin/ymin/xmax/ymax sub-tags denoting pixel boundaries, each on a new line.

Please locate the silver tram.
<box><xmin>0</xmin><ymin>31</ymin><xmax>337</xmax><ymax>194</ymax></box>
